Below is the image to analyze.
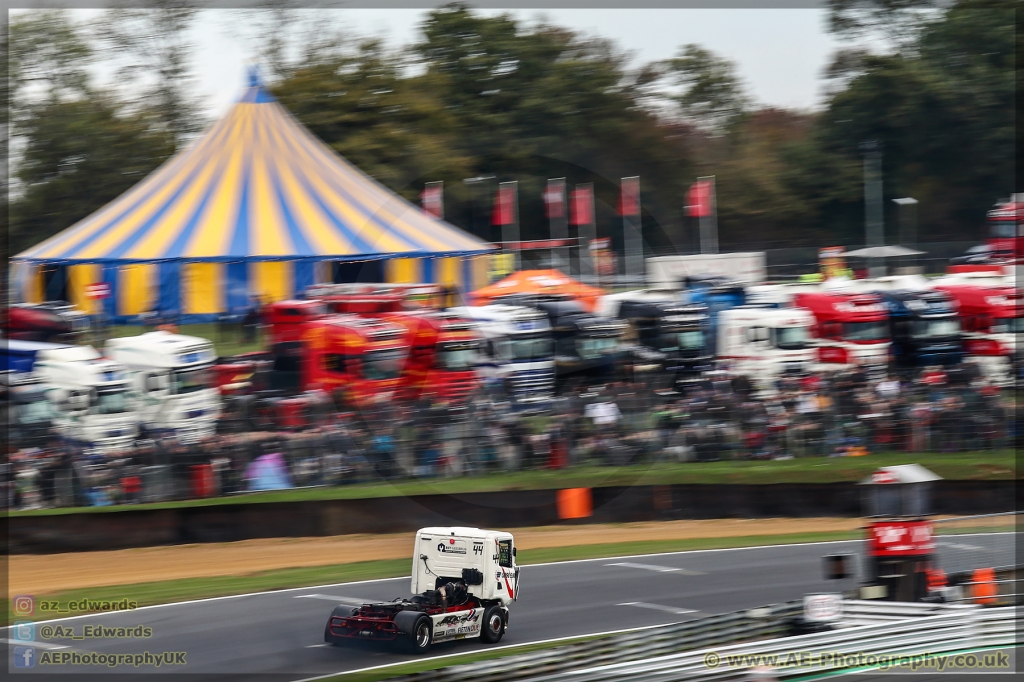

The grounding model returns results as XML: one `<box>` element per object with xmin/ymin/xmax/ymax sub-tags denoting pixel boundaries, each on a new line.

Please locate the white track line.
<box><xmin>606</xmin><ymin>561</ymin><xmax>703</xmax><ymax>575</ymax></box>
<box><xmin>617</xmin><ymin>602</ymin><xmax>698</xmax><ymax>615</ymax></box>
<box><xmin>293</xmin><ymin>595</ymin><xmax>368</xmax><ymax>604</ymax></box>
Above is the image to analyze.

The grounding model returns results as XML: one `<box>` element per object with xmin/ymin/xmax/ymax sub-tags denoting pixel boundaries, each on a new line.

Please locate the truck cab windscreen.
<box><xmin>910</xmin><ymin>318</ymin><xmax>960</xmax><ymax>339</ymax></box>
<box><xmin>577</xmin><ymin>337</ymin><xmax>617</xmax><ymax>360</ymax></box>
<box><xmin>509</xmin><ymin>336</ymin><xmax>553</xmax><ymax>361</ymax></box>
<box><xmin>663</xmin><ymin>330</ymin><xmax>705</xmax><ymax>352</ymax></box>
<box><xmin>773</xmin><ymin>326</ymin><xmax>810</xmax><ymax>350</ymax></box>
<box><xmin>992</xmin><ymin>317</ymin><xmax>1024</xmax><ymax>334</ymax></box>
<box><xmin>843</xmin><ymin>321</ymin><xmax>889</xmax><ymax>342</ymax></box>
<box><xmin>437</xmin><ymin>342</ymin><xmax>480</xmax><ymax>370</ymax></box>
<box><xmin>94</xmin><ymin>389</ymin><xmax>129</xmax><ymax>414</ymax></box>
<box><xmin>170</xmin><ymin>365</ymin><xmax>211</xmax><ymax>394</ymax></box>
<box><xmin>362</xmin><ymin>348</ymin><xmax>405</xmax><ymax>380</ymax></box>
<box><xmin>18</xmin><ymin>397</ymin><xmax>54</xmax><ymax>424</ymax></box>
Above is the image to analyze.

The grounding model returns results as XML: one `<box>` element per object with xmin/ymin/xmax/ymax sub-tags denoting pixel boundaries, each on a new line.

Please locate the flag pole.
<box><xmin>547</xmin><ymin>178</ymin><xmax>568</xmax><ymax>273</ymax></box>
<box><xmin>621</xmin><ymin>176</ymin><xmax>642</xmax><ymax>284</ymax></box>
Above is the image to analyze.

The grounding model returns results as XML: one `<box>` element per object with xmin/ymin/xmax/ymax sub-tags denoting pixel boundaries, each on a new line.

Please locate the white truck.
<box><xmin>324</xmin><ymin>527</ymin><xmax>519</xmax><ymax>653</ymax></box>
<box><xmin>105</xmin><ymin>331</ymin><xmax>221</xmax><ymax>443</ymax></box>
<box><xmin>31</xmin><ymin>345</ymin><xmax>140</xmax><ymax>453</ymax></box>
<box><xmin>717</xmin><ymin>306</ymin><xmax>817</xmax><ymax>389</ymax></box>
<box><xmin>448</xmin><ymin>305</ymin><xmax>555</xmax><ymax>403</ymax></box>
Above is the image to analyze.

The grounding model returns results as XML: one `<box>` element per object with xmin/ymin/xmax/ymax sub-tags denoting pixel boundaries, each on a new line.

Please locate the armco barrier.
<box><xmin>393</xmin><ymin>601</ymin><xmax>1016</xmax><ymax>682</ymax></box>
<box><xmin>7</xmin><ymin>480</ymin><xmax>1018</xmax><ymax>553</ymax></box>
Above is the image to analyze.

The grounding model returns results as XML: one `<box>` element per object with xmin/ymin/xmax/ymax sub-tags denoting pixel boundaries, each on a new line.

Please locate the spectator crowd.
<box><xmin>4</xmin><ymin>364</ymin><xmax>1019</xmax><ymax>510</ymax></box>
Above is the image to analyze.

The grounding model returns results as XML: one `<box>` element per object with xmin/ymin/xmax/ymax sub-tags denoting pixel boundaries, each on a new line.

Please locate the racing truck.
<box><xmin>324</xmin><ymin>527</ymin><xmax>519</xmax><ymax>654</ymax></box>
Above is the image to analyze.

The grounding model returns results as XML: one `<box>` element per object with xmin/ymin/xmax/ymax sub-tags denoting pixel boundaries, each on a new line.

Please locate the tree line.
<box><xmin>6</xmin><ymin>1</ymin><xmax>1015</xmax><ymax>262</ymax></box>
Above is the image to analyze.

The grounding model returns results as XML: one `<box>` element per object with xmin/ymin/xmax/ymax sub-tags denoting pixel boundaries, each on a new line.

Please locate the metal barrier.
<box><xmin>396</xmin><ymin>601</ymin><xmax>1016</xmax><ymax>682</ymax></box>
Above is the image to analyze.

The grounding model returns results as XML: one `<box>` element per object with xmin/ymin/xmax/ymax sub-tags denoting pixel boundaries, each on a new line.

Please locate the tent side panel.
<box><xmin>293</xmin><ymin>260</ymin><xmax>315</xmax><ymax>297</ymax></box>
<box><xmin>68</xmin><ymin>264</ymin><xmax>101</xmax><ymax>315</ymax></box>
<box><xmin>119</xmin><ymin>264</ymin><xmax>157</xmax><ymax>318</ymax></box>
<box><xmin>158</xmin><ymin>262</ymin><xmax>181</xmax><ymax>318</ymax></box>
<box><xmin>250</xmin><ymin>260</ymin><xmax>293</xmax><ymax>303</ymax></box>
<box><xmin>182</xmin><ymin>262</ymin><xmax>225</xmax><ymax>317</ymax></box>
<box><xmin>226</xmin><ymin>262</ymin><xmax>249</xmax><ymax>315</ymax></box>
<box><xmin>385</xmin><ymin>258</ymin><xmax>421</xmax><ymax>284</ymax></box>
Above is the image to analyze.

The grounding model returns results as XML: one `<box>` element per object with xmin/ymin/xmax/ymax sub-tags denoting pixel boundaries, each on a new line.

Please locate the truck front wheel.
<box><xmin>480</xmin><ymin>605</ymin><xmax>505</xmax><ymax>644</ymax></box>
<box><xmin>408</xmin><ymin>615</ymin><xmax>432</xmax><ymax>654</ymax></box>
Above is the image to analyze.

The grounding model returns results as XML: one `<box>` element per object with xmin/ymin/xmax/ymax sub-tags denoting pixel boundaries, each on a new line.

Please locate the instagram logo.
<box><xmin>13</xmin><ymin>595</ymin><xmax>34</xmax><ymax>616</ymax></box>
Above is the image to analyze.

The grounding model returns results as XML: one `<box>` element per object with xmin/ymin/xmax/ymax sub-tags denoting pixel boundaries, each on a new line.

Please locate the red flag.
<box><xmin>569</xmin><ymin>186</ymin><xmax>593</xmax><ymax>226</ymax></box>
<box><xmin>420</xmin><ymin>182</ymin><xmax>443</xmax><ymax>219</ymax></box>
<box><xmin>544</xmin><ymin>179</ymin><xmax>564</xmax><ymax>219</ymax></box>
<box><xmin>492</xmin><ymin>185</ymin><xmax>514</xmax><ymax>226</ymax></box>
<box><xmin>619</xmin><ymin>177</ymin><xmax>640</xmax><ymax>217</ymax></box>
<box><xmin>685</xmin><ymin>179</ymin><xmax>712</xmax><ymax>218</ymax></box>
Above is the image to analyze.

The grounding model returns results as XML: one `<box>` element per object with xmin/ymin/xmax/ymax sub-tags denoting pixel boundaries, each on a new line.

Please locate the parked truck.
<box><xmin>105</xmin><ymin>331</ymin><xmax>222</xmax><ymax>443</ymax></box>
<box><xmin>494</xmin><ymin>295</ymin><xmax>626</xmax><ymax>389</ymax></box>
<box><xmin>30</xmin><ymin>344</ymin><xmax>139</xmax><ymax>453</ymax></box>
<box><xmin>716</xmin><ymin>306</ymin><xmax>818</xmax><ymax>388</ymax></box>
<box><xmin>934</xmin><ymin>283</ymin><xmax>1022</xmax><ymax>384</ymax></box>
<box><xmin>792</xmin><ymin>290</ymin><xmax>892</xmax><ymax>372</ymax></box>
<box><xmin>448</xmin><ymin>304</ymin><xmax>556</xmax><ymax>404</ymax></box>
<box><xmin>0</xmin><ymin>371</ymin><xmax>57</xmax><ymax>450</ymax></box>
<box><xmin>264</xmin><ymin>300</ymin><xmax>409</xmax><ymax>409</ymax></box>
<box><xmin>324</xmin><ymin>527</ymin><xmax>518</xmax><ymax>653</ymax></box>
<box><xmin>597</xmin><ymin>290</ymin><xmax>712</xmax><ymax>388</ymax></box>
<box><xmin>311</xmin><ymin>290</ymin><xmax>482</xmax><ymax>404</ymax></box>
<box><xmin>872</xmin><ymin>289</ymin><xmax>962</xmax><ymax>370</ymax></box>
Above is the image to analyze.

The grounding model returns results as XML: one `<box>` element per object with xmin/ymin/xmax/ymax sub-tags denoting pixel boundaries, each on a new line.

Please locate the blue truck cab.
<box><xmin>874</xmin><ymin>289</ymin><xmax>962</xmax><ymax>368</ymax></box>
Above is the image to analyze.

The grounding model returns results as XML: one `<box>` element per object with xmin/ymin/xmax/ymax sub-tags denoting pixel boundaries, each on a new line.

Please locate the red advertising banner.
<box><xmin>569</xmin><ymin>186</ymin><xmax>593</xmax><ymax>226</ymax></box>
<box><xmin>492</xmin><ymin>185</ymin><xmax>515</xmax><ymax>226</ymax></box>
<box><xmin>544</xmin><ymin>179</ymin><xmax>565</xmax><ymax>219</ymax></box>
<box><xmin>685</xmin><ymin>179</ymin><xmax>713</xmax><ymax>218</ymax></box>
<box><xmin>866</xmin><ymin>520</ymin><xmax>936</xmax><ymax>557</ymax></box>
<box><xmin>619</xmin><ymin>176</ymin><xmax>640</xmax><ymax>217</ymax></box>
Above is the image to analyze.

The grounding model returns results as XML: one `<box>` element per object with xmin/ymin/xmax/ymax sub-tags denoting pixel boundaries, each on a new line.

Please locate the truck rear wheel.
<box><xmin>480</xmin><ymin>605</ymin><xmax>505</xmax><ymax>644</ymax></box>
<box><xmin>407</xmin><ymin>615</ymin><xmax>432</xmax><ymax>654</ymax></box>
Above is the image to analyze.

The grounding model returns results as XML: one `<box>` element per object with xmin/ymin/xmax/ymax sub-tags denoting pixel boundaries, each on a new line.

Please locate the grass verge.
<box><xmin>4</xmin><ymin>530</ymin><xmax>860</xmax><ymax>624</ymax></box>
<box><xmin>11</xmin><ymin>451</ymin><xmax>1017</xmax><ymax>517</ymax></box>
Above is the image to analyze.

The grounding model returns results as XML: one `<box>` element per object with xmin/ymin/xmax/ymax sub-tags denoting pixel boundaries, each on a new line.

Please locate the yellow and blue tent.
<box><xmin>11</xmin><ymin>72</ymin><xmax>492</xmax><ymax>322</ymax></box>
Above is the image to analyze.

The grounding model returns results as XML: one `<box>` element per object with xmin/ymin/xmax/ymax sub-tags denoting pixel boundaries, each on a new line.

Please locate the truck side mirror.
<box><xmin>512</xmin><ymin>547</ymin><xmax>517</xmax><ymax>558</ymax></box>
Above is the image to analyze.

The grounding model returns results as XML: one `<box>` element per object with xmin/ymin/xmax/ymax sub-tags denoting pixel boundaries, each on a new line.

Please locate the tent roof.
<box><xmin>15</xmin><ymin>79</ymin><xmax>491</xmax><ymax>264</ymax></box>
<box><xmin>470</xmin><ymin>269</ymin><xmax>606</xmax><ymax>311</ymax></box>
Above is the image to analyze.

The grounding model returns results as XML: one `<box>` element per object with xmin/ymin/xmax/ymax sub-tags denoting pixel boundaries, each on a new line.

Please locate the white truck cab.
<box><xmin>325</xmin><ymin>527</ymin><xmax>519</xmax><ymax>654</ymax></box>
<box><xmin>412</xmin><ymin>526</ymin><xmax>519</xmax><ymax>606</ymax></box>
<box><xmin>32</xmin><ymin>345</ymin><xmax>139</xmax><ymax>453</ymax></box>
<box><xmin>105</xmin><ymin>331</ymin><xmax>221</xmax><ymax>443</ymax></box>
<box><xmin>449</xmin><ymin>305</ymin><xmax>555</xmax><ymax>403</ymax></box>
<box><xmin>717</xmin><ymin>307</ymin><xmax>817</xmax><ymax>389</ymax></box>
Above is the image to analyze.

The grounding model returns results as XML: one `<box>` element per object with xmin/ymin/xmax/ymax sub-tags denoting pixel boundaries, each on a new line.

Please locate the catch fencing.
<box><xmin>395</xmin><ymin>601</ymin><xmax>1017</xmax><ymax>682</ymax></box>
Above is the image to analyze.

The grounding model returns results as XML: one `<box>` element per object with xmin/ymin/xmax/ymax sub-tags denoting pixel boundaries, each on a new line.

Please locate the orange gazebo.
<box><xmin>469</xmin><ymin>269</ymin><xmax>605</xmax><ymax>311</ymax></box>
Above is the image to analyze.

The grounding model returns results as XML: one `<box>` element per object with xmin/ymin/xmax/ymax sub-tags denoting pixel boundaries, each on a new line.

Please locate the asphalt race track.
<box><xmin>3</xmin><ymin>536</ymin><xmax>1009</xmax><ymax>680</ymax></box>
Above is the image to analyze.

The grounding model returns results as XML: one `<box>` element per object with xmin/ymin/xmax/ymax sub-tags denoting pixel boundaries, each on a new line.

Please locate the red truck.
<box><xmin>793</xmin><ymin>291</ymin><xmax>891</xmax><ymax>371</ymax></box>
<box><xmin>933</xmin><ymin>283</ymin><xmax>1022</xmax><ymax>384</ymax></box>
<box><xmin>307</xmin><ymin>286</ymin><xmax>482</xmax><ymax>404</ymax></box>
<box><xmin>264</xmin><ymin>300</ymin><xmax>409</xmax><ymax>409</ymax></box>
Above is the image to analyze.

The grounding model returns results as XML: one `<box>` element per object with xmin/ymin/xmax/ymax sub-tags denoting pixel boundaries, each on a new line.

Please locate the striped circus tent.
<box><xmin>11</xmin><ymin>72</ymin><xmax>492</xmax><ymax>322</ymax></box>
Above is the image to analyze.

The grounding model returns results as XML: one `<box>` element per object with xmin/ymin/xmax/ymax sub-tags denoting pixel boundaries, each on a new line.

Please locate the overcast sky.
<box><xmin>40</xmin><ymin>6</ymin><xmax>846</xmax><ymax>119</ymax></box>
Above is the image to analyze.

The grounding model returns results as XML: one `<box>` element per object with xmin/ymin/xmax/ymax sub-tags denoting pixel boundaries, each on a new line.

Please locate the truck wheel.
<box><xmin>480</xmin><ymin>605</ymin><xmax>505</xmax><ymax>644</ymax></box>
<box><xmin>407</xmin><ymin>615</ymin><xmax>432</xmax><ymax>654</ymax></box>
